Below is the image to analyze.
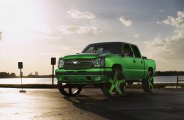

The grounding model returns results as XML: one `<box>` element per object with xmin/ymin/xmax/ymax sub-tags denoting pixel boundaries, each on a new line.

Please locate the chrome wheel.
<box><xmin>142</xmin><ymin>70</ymin><xmax>154</xmax><ymax>93</ymax></box>
<box><xmin>58</xmin><ymin>82</ymin><xmax>82</xmax><ymax>96</ymax></box>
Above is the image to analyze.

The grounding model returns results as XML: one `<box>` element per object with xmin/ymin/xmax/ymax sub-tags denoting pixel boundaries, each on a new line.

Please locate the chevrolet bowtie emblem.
<box><xmin>73</xmin><ymin>61</ymin><xmax>79</xmax><ymax>64</ymax></box>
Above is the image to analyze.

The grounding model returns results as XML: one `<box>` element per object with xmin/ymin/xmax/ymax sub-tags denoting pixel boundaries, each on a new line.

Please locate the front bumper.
<box><xmin>55</xmin><ymin>68</ymin><xmax>112</xmax><ymax>84</ymax></box>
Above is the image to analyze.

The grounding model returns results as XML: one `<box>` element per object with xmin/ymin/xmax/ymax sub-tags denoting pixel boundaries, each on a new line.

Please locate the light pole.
<box><xmin>51</xmin><ymin>57</ymin><xmax>56</xmax><ymax>85</ymax></box>
<box><xmin>18</xmin><ymin>62</ymin><xmax>26</xmax><ymax>93</ymax></box>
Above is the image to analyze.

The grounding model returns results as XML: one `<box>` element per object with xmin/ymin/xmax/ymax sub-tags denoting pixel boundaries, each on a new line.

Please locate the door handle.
<box><xmin>141</xmin><ymin>61</ymin><xmax>143</xmax><ymax>64</ymax></box>
<box><xmin>133</xmin><ymin>60</ymin><xmax>136</xmax><ymax>63</ymax></box>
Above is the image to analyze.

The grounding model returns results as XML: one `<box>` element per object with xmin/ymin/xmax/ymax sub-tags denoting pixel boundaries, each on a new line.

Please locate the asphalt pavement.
<box><xmin>0</xmin><ymin>88</ymin><xmax>184</xmax><ymax>120</ymax></box>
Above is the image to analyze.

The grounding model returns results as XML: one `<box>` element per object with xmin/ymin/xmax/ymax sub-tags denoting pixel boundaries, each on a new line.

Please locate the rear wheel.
<box><xmin>101</xmin><ymin>68</ymin><xmax>126</xmax><ymax>98</ymax></box>
<box><xmin>58</xmin><ymin>82</ymin><xmax>82</xmax><ymax>96</ymax></box>
<box><xmin>142</xmin><ymin>70</ymin><xmax>154</xmax><ymax>93</ymax></box>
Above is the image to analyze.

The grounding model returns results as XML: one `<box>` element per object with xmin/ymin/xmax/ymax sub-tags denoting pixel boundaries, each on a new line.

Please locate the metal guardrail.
<box><xmin>176</xmin><ymin>75</ymin><xmax>184</xmax><ymax>88</ymax></box>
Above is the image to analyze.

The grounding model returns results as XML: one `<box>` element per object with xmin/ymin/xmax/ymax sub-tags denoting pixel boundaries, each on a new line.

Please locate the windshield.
<box><xmin>82</xmin><ymin>43</ymin><xmax>122</xmax><ymax>54</ymax></box>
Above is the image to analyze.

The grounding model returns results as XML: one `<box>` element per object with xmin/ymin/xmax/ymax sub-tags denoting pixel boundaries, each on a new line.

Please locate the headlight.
<box><xmin>93</xmin><ymin>58</ymin><xmax>105</xmax><ymax>67</ymax></box>
<box><xmin>58</xmin><ymin>59</ymin><xmax>64</xmax><ymax>68</ymax></box>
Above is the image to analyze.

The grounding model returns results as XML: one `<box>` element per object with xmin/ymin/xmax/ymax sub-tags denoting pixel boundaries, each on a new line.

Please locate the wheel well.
<box><xmin>148</xmin><ymin>67</ymin><xmax>153</xmax><ymax>72</ymax></box>
<box><xmin>112</xmin><ymin>64</ymin><xmax>122</xmax><ymax>71</ymax></box>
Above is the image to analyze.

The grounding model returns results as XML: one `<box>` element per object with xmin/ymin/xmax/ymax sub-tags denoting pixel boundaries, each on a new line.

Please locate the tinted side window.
<box><xmin>131</xmin><ymin>45</ymin><xmax>141</xmax><ymax>58</ymax></box>
<box><xmin>123</xmin><ymin>44</ymin><xmax>133</xmax><ymax>57</ymax></box>
<box><xmin>82</xmin><ymin>43</ymin><xmax>122</xmax><ymax>54</ymax></box>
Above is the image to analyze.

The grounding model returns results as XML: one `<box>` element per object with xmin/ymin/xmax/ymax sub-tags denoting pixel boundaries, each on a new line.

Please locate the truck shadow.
<box><xmin>64</xmin><ymin>89</ymin><xmax>157</xmax><ymax>120</ymax></box>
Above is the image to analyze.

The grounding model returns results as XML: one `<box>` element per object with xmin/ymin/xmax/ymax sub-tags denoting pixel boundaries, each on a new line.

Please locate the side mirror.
<box><xmin>142</xmin><ymin>56</ymin><xmax>147</xmax><ymax>59</ymax></box>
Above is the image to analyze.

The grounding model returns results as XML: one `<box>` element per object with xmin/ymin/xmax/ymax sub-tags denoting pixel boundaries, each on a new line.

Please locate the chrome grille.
<box><xmin>64</xmin><ymin>59</ymin><xmax>94</xmax><ymax>70</ymax></box>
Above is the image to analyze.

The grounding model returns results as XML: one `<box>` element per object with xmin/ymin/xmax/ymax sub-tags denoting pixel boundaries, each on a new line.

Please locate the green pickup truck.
<box><xmin>55</xmin><ymin>42</ymin><xmax>156</xmax><ymax>97</ymax></box>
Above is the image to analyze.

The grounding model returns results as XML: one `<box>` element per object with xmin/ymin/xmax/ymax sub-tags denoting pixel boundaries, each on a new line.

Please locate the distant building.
<box><xmin>35</xmin><ymin>71</ymin><xmax>38</xmax><ymax>76</ymax></box>
<box><xmin>28</xmin><ymin>73</ymin><xmax>32</xmax><ymax>76</ymax></box>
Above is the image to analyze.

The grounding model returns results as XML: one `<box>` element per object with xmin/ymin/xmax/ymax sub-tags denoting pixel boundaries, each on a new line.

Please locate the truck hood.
<box><xmin>63</xmin><ymin>53</ymin><xmax>111</xmax><ymax>59</ymax></box>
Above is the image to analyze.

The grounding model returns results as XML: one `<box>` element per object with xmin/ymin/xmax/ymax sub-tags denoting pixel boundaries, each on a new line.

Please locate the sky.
<box><xmin>0</xmin><ymin>0</ymin><xmax>184</xmax><ymax>75</ymax></box>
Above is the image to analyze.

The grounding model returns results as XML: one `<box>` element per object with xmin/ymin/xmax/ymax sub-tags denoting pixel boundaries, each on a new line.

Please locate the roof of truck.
<box><xmin>89</xmin><ymin>42</ymin><xmax>136</xmax><ymax>46</ymax></box>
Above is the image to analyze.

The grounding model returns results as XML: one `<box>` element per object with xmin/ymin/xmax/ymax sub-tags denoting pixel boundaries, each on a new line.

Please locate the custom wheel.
<box><xmin>142</xmin><ymin>70</ymin><xmax>154</xmax><ymax>93</ymax></box>
<box><xmin>58</xmin><ymin>82</ymin><xmax>82</xmax><ymax>96</ymax></box>
<box><xmin>101</xmin><ymin>68</ymin><xmax>126</xmax><ymax>98</ymax></box>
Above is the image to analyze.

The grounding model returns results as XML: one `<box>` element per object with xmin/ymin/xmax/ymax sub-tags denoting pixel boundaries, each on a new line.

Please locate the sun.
<box><xmin>0</xmin><ymin>0</ymin><xmax>45</xmax><ymax>44</ymax></box>
<box><xmin>0</xmin><ymin>0</ymin><xmax>46</xmax><ymax>60</ymax></box>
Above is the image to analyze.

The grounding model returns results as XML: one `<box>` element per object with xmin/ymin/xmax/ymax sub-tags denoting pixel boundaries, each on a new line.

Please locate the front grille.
<box><xmin>64</xmin><ymin>59</ymin><xmax>94</xmax><ymax>70</ymax></box>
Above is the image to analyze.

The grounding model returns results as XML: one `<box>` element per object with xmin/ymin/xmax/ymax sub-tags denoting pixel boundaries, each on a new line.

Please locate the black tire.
<box><xmin>58</xmin><ymin>82</ymin><xmax>82</xmax><ymax>96</ymax></box>
<box><xmin>127</xmin><ymin>81</ymin><xmax>133</xmax><ymax>85</ymax></box>
<box><xmin>142</xmin><ymin>70</ymin><xmax>154</xmax><ymax>93</ymax></box>
<box><xmin>101</xmin><ymin>67</ymin><xmax>126</xmax><ymax>98</ymax></box>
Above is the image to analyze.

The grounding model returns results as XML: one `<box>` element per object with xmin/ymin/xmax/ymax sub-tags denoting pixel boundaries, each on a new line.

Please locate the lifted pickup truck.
<box><xmin>55</xmin><ymin>42</ymin><xmax>156</xmax><ymax>97</ymax></box>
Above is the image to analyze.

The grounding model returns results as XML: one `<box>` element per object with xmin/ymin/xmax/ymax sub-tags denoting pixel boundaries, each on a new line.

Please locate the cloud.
<box><xmin>144</xmin><ymin>29</ymin><xmax>184</xmax><ymax>59</ymax></box>
<box><xmin>144</xmin><ymin>10</ymin><xmax>184</xmax><ymax>70</ymax></box>
<box><xmin>61</xmin><ymin>25</ymin><xmax>100</xmax><ymax>34</ymax></box>
<box><xmin>143</xmin><ymin>27</ymin><xmax>184</xmax><ymax>70</ymax></box>
<box><xmin>158</xmin><ymin>10</ymin><xmax>184</xmax><ymax>28</ymax></box>
<box><xmin>67</xmin><ymin>9</ymin><xmax>96</xmax><ymax>19</ymax></box>
<box><xmin>149</xmin><ymin>10</ymin><xmax>184</xmax><ymax>59</ymax></box>
<box><xmin>159</xmin><ymin>9</ymin><xmax>164</xmax><ymax>13</ymax></box>
<box><xmin>119</xmin><ymin>17</ymin><xmax>133</xmax><ymax>27</ymax></box>
<box><xmin>133</xmin><ymin>33</ymin><xmax>140</xmax><ymax>39</ymax></box>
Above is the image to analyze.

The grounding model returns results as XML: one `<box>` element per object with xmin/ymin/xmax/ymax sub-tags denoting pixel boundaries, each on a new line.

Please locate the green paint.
<box><xmin>55</xmin><ymin>42</ymin><xmax>156</xmax><ymax>97</ymax></box>
<box><xmin>108</xmin><ymin>71</ymin><xmax>125</xmax><ymax>95</ymax></box>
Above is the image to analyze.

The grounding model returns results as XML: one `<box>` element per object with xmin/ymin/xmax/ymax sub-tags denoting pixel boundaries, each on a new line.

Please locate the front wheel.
<box><xmin>58</xmin><ymin>82</ymin><xmax>82</xmax><ymax>96</ymax></box>
<box><xmin>142</xmin><ymin>70</ymin><xmax>154</xmax><ymax>93</ymax></box>
<box><xmin>101</xmin><ymin>68</ymin><xmax>126</xmax><ymax>98</ymax></box>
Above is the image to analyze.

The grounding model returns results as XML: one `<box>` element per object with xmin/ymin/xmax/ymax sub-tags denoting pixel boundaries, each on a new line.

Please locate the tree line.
<box><xmin>156</xmin><ymin>71</ymin><xmax>184</xmax><ymax>76</ymax></box>
<box><xmin>0</xmin><ymin>72</ymin><xmax>16</xmax><ymax>78</ymax></box>
<box><xmin>0</xmin><ymin>72</ymin><xmax>53</xmax><ymax>78</ymax></box>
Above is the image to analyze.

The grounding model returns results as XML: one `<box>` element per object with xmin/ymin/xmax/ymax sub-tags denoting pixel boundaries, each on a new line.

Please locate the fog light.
<box><xmin>95</xmin><ymin>76</ymin><xmax>102</xmax><ymax>81</ymax></box>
